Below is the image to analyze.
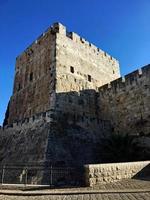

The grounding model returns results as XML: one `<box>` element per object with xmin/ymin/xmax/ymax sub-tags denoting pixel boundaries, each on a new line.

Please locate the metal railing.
<box><xmin>0</xmin><ymin>164</ymin><xmax>84</xmax><ymax>187</ymax></box>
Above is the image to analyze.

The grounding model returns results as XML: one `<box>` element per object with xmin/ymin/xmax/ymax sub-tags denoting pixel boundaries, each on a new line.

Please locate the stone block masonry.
<box><xmin>1</xmin><ymin>22</ymin><xmax>150</xmax><ymax>180</ymax></box>
<box><xmin>55</xmin><ymin>23</ymin><xmax>120</xmax><ymax>94</ymax></box>
<box><xmin>53</xmin><ymin>23</ymin><xmax>120</xmax><ymax>133</ymax></box>
<box><xmin>98</xmin><ymin>64</ymin><xmax>150</xmax><ymax>135</ymax></box>
<box><xmin>85</xmin><ymin>161</ymin><xmax>150</xmax><ymax>186</ymax></box>
<box><xmin>8</xmin><ymin>27</ymin><xmax>56</xmax><ymax>125</ymax></box>
<box><xmin>5</xmin><ymin>22</ymin><xmax>120</xmax><ymax>135</ymax></box>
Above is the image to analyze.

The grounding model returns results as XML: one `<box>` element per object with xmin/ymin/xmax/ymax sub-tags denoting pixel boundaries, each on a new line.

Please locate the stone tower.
<box><xmin>6</xmin><ymin>23</ymin><xmax>120</xmax><ymax>131</ymax></box>
<box><xmin>1</xmin><ymin>22</ymin><xmax>150</xmax><ymax>171</ymax></box>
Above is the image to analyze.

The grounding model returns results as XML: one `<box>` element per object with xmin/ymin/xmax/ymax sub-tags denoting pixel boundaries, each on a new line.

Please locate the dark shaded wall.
<box><xmin>7</xmin><ymin>28</ymin><xmax>56</xmax><ymax>124</ymax></box>
<box><xmin>98</xmin><ymin>65</ymin><xmax>150</xmax><ymax>135</ymax></box>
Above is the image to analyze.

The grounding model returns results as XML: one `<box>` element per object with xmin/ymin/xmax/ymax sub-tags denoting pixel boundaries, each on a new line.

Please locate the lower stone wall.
<box><xmin>98</xmin><ymin>65</ymin><xmax>150</xmax><ymax>135</ymax></box>
<box><xmin>0</xmin><ymin>121</ymin><xmax>104</xmax><ymax>174</ymax></box>
<box><xmin>85</xmin><ymin>161</ymin><xmax>150</xmax><ymax>186</ymax></box>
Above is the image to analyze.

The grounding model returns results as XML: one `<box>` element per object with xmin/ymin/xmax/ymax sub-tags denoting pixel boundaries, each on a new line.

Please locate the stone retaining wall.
<box><xmin>85</xmin><ymin>161</ymin><xmax>150</xmax><ymax>186</ymax></box>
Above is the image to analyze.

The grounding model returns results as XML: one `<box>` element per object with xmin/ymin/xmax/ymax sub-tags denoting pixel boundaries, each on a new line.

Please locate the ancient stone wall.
<box><xmin>85</xmin><ymin>161</ymin><xmax>150</xmax><ymax>186</ymax></box>
<box><xmin>53</xmin><ymin>23</ymin><xmax>120</xmax><ymax>132</ymax></box>
<box><xmin>55</xmin><ymin>23</ymin><xmax>120</xmax><ymax>93</ymax></box>
<box><xmin>0</xmin><ymin>121</ymin><xmax>105</xmax><ymax>168</ymax></box>
<box><xmin>8</xmin><ymin>27</ymin><xmax>56</xmax><ymax>125</ymax></box>
<box><xmin>1</xmin><ymin>22</ymin><xmax>150</xmax><ymax>186</ymax></box>
<box><xmin>54</xmin><ymin>90</ymin><xmax>111</xmax><ymax>134</ymax></box>
<box><xmin>0</xmin><ymin>123</ymin><xmax>50</xmax><ymax>166</ymax></box>
<box><xmin>6</xmin><ymin>22</ymin><xmax>120</xmax><ymax>129</ymax></box>
<box><xmin>98</xmin><ymin>64</ymin><xmax>150</xmax><ymax>135</ymax></box>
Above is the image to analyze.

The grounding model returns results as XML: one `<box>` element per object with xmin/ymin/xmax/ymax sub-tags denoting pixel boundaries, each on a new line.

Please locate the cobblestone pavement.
<box><xmin>93</xmin><ymin>178</ymin><xmax>150</xmax><ymax>190</ymax></box>
<box><xmin>1</xmin><ymin>178</ymin><xmax>147</xmax><ymax>192</ymax></box>
<box><xmin>0</xmin><ymin>179</ymin><xmax>150</xmax><ymax>200</ymax></box>
<box><xmin>0</xmin><ymin>192</ymin><xmax>150</xmax><ymax>200</ymax></box>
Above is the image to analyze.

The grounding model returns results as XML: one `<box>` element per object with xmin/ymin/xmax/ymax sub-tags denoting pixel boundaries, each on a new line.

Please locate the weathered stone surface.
<box><xmin>1</xmin><ymin>192</ymin><xmax>150</xmax><ymax>200</ymax></box>
<box><xmin>54</xmin><ymin>23</ymin><xmax>119</xmax><ymax>133</ymax></box>
<box><xmin>0</xmin><ymin>121</ymin><xmax>104</xmax><ymax>168</ymax></box>
<box><xmin>85</xmin><ymin>161</ymin><xmax>150</xmax><ymax>186</ymax></box>
<box><xmin>0</xmin><ymin>122</ymin><xmax>50</xmax><ymax>165</ymax></box>
<box><xmin>1</xmin><ymin>22</ymin><xmax>150</xmax><ymax>185</ymax></box>
<box><xmin>5</xmin><ymin>22</ymin><xmax>120</xmax><ymax>135</ymax></box>
<box><xmin>7</xmin><ymin>27</ymin><xmax>56</xmax><ymax>125</ymax></box>
<box><xmin>98</xmin><ymin>65</ymin><xmax>150</xmax><ymax>135</ymax></box>
<box><xmin>5</xmin><ymin>22</ymin><xmax>150</xmax><ymax>137</ymax></box>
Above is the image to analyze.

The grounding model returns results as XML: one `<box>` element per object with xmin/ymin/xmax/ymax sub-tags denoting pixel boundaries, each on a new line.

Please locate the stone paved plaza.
<box><xmin>0</xmin><ymin>178</ymin><xmax>150</xmax><ymax>200</ymax></box>
<box><xmin>93</xmin><ymin>178</ymin><xmax>150</xmax><ymax>190</ymax></box>
<box><xmin>0</xmin><ymin>192</ymin><xmax>150</xmax><ymax>200</ymax></box>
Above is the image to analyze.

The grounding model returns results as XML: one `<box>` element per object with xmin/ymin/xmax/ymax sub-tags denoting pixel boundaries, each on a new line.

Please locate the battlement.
<box><xmin>16</xmin><ymin>22</ymin><xmax>118</xmax><ymax>65</ymax></box>
<box><xmin>98</xmin><ymin>64</ymin><xmax>150</xmax><ymax>94</ymax></box>
<box><xmin>1</xmin><ymin>22</ymin><xmax>150</xmax><ymax>179</ymax></box>
<box><xmin>7</xmin><ymin>22</ymin><xmax>120</xmax><ymax>126</ymax></box>
<box><xmin>3</xmin><ymin>110</ymin><xmax>53</xmax><ymax>130</ymax></box>
<box><xmin>98</xmin><ymin>64</ymin><xmax>150</xmax><ymax>135</ymax></box>
<box><xmin>54</xmin><ymin>23</ymin><xmax>118</xmax><ymax>64</ymax></box>
<box><xmin>3</xmin><ymin>107</ymin><xmax>111</xmax><ymax>134</ymax></box>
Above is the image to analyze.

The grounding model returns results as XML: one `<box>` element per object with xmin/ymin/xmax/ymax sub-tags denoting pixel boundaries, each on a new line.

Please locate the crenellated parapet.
<box><xmin>1</xmin><ymin>22</ymin><xmax>150</xmax><ymax>174</ymax></box>
<box><xmin>8</xmin><ymin>22</ymin><xmax>120</xmax><ymax>127</ymax></box>
<box><xmin>5</xmin><ymin>22</ymin><xmax>150</xmax><ymax>136</ymax></box>
<box><xmin>54</xmin><ymin>23</ymin><xmax>118</xmax><ymax>65</ymax></box>
<box><xmin>98</xmin><ymin>64</ymin><xmax>150</xmax><ymax>94</ymax></box>
<box><xmin>16</xmin><ymin>22</ymin><xmax>118</xmax><ymax>73</ymax></box>
<box><xmin>98</xmin><ymin>64</ymin><xmax>150</xmax><ymax>135</ymax></box>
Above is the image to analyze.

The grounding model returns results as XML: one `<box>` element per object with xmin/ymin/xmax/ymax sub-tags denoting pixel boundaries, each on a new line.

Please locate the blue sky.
<box><xmin>0</xmin><ymin>0</ymin><xmax>150</xmax><ymax>125</ymax></box>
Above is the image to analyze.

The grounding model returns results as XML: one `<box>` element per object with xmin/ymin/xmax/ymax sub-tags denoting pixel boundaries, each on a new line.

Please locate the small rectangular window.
<box><xmin>18</xmin><ymin>83</ymin><xmax>21</xmax><ymax>91</ymax></box>
<box><xmin>70</xmin><ymin>66</ymin><xmax>74</xmax><ymax>73</ymax></box>
<box><xmin>78</xmin><ymin>99</ymin><xmax>84</xmax><ymax>105</ymax></box>
<box><xmin>50</xmin><ymin>73</ymin><xmax>53</xmax><ymax>77</ymax></box>
<box><xmin>68</xmin><ymin>97</ymin><xmax>72</xmax><ymax>103</ymax></box>
<box><xmin>88</xmin><ymin>75</ymin><xmax>91</xmax><ymax>82</ymax></box>
<box><xmin>30</xmin><ymin>72</ymin><xmax>33</xmax><ymax>81</ymax></box>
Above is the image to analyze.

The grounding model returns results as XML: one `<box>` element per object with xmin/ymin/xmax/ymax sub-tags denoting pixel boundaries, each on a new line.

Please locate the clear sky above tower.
<box><xmin>0</xmin><ymin>0</ymin><xmax>150</xmax><ymax>125</ymax></box>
